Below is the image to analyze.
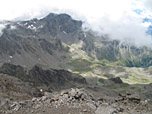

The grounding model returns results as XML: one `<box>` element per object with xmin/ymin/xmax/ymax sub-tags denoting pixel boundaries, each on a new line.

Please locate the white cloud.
<box><xmin>0</xmin><ymin>0</ymin><xmax>152</xmax><ymax>46</ymax></box>
<box><xmin>0</xmin><ymin>0</ymin><xmax>136</xmax><ymax>21</ymax></box>
<box><xmin>143</xmin><ymin>0</ymin><xmax>152</xmax><ymax>11</ymax></box>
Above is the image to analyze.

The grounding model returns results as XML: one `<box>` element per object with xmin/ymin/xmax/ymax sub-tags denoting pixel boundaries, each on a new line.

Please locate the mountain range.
<box><xmin>1</xmin><ymin>13</ymin><xmax>152</xmax><ymax>69</ymax></box>
<box><xmin>1</xmin><ymin>13</ymin><xmax>152</xmax><ymax>114</ymax></box>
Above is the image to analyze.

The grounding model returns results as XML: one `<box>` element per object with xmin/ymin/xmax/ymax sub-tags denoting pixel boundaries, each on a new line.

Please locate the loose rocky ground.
<box><xmin>0</xmin><ymin>64</ymin><xmax>152</xmax><ymax>114</ymax></box>
<box><xmin>1</xmin><ymin>88</ymin><xmax>152</xmax><ymax>114</ymax></box>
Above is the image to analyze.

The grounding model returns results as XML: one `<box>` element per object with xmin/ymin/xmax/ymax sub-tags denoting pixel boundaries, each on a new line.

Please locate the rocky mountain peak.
<box><xmin>40</xmin><ymin>13</ymin><xmax>82</xmax><ymax>35</ymax></box>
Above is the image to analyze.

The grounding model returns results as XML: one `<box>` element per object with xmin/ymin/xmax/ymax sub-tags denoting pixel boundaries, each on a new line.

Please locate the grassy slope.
<box><xmin>64</xmin><ymin>41</ymin><xmax>152</xmax><ymax>85</ymax></box>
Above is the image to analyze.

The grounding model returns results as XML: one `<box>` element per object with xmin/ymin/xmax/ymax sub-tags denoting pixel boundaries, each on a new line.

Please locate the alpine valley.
<box><xmin>0</xmin><ymin>13</ymin><xmax>152</xmax><ymax>114</ymax></box>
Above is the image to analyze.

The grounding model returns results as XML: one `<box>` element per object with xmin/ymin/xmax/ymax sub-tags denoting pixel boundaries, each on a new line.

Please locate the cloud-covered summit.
<box><xmin>0</xmin><ymin>0</ymin><xmax>152</xmax><ymax>46</ymax></box>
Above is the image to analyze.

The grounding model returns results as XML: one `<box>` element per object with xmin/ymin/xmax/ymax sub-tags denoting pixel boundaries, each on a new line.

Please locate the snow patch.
<box><xmin>83</xmin><ymin>33</ymin><xmax>87</xmax><ymax>37</ymax></box>
<box><xmin>40</xmin><ymin>89</ymin><xmax>43</xmax><ymax>92</ymax></box>
<box><xmin>24</xmin><ymin>23</ymin><xmax>28</xmax><ymax>26</ymax></box>
<box><xmin>38</xmin><ymin>25</ymin><xmax>43</xmax><ymax>29</ymax></box>
<box><xmin>0</xmin><ymin>24</ymin><xmax>6</xmax><ymax>37</ymax></box>
<box><xmin>27</xmin><ymin>25</ymin><xmax>37</xmax><ymax>31</ymax></box>
<box><xmin>9</xmin><ymin>56</ymin><xmax>13</xmax><ymax>59</ymax></box>
<box><xmin>17</xmin><ymin>22</ymin><xmax>23</xmax><ymax>26</ymax></box>
<box><xmin>63</xmin><ymin>31</ymin><xmax>67</xmax><ymax>34</ymax></box>
<box><xmin>10</xmin><ymin>25</ymin><xmax>16</xmax><ymax>29</ymax></box>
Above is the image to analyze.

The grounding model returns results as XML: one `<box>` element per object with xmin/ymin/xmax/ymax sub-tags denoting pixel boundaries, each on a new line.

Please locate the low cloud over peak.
<box><xmin>0</xmin><ymin>0</ymin><xmax>152</xmax><ymax>46</ymax></box>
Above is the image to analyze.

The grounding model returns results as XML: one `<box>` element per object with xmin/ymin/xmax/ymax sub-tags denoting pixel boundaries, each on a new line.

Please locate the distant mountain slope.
<box><xmin>0</xmin><ymin>13</ymin><xmax>152</xmax><ymax>69</ymax></box>
<box><xmin>0</xmin><ymin>13</ymin><xmax>82</xmax><ymax>68</ymax></box>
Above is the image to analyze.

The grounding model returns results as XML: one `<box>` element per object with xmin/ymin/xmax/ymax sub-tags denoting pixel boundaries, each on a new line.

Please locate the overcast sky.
<box><xmin>1</xmin><ymin>0</ymin><xmax>152</xmax><ymax>46</ymax></box>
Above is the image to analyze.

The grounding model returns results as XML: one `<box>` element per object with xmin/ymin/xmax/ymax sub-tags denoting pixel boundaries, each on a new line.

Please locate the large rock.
<box><xmin>110</xmin><ymin>77</ymin><xmax>123</xmax><ymax>84</ymax></box>
<box><xmin>95</xmin><ymin>104</ymin><xmax>117</xmax><ymax>114</ymax></box>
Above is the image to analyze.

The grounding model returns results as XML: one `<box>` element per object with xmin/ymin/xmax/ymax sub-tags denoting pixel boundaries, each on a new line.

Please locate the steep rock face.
<box><xmin>0</xmin><ymin>63</ymin><xmax>87</xmax><ymax>89</ymax></box>
<box><xmin>95</xmin><ymin>39</ymin><xmax>152</xmax><ymax>67</ymax></box>
<box><xmin>80</xmin><ymin>32</ymin><xmax>152</xmax><ymax>67</ymax></box>
<box><xmin>41</xmin><ymin>13</ymin><xmax>82</xmax><ymax>38</ymax></box>
<box><xmin>0</xmin><ymin>13</ymin><xmax>152</xmax><ymax>68</ymax></box>
<box><xmin>29</xmin><ymin>65</ymin><xmax>87</xmax><ymax>87</ymax></box>
<box><xmin>0</xmin><ymin>13</ymin><xmax>82</xmax><ymax>68</ymax></box>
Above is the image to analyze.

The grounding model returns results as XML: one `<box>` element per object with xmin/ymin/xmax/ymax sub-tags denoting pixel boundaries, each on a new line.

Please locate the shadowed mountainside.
<box><xmin>0</xmin><ymin>63</ymin><xmax>87</xmax><ymax>90</ymax></box>
<box><xmin>0</xmin><ymin>13</ymin><xmax>152</xmax><ymax>69</ymax></box>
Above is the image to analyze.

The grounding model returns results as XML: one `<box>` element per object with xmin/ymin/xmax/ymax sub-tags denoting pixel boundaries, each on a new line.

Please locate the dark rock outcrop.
<box><xmin>0</xmin><ymin>13</ymin><xmax>83</xmax><ymax>68</ymax></box>
<box><xmin>0</xmin><ymin>63</ymin><xmax>87</xmax><ymax>89</ymax></box>
<box><xmin>110</xmin><ymin>77</ymin><xmax>123</xmax><ymax>84</ymax></box>
<box><xmin>41</xmin><ymin>13</ymin><xmax>82</xmax><ymax>35</ymax></box>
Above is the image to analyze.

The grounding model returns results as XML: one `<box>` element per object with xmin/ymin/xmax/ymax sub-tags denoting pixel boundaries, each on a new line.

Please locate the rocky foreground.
<box><xmin>0</xmin><ymin>63</ymin><xmax>152</xmax><ymax>114</ymax></box>
<box><xmin>1</xmin><ymin>88</ymin><xmax>152</xmax><ymax>114</ymax></box>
